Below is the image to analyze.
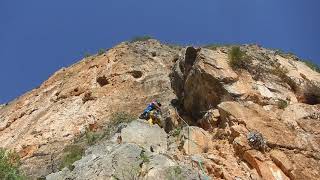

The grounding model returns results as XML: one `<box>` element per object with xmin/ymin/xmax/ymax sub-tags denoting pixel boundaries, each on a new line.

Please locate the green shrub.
<box><xmin>85</xmin><ymin>130</ymin><xmax>102</xmax><ymax>145</ymax></box>
<box><xmin>172</xmin><ymin>166</ymin><xmax>182</xmax><ymax>175</ymax></box>
<box><xmin>271</xmin><ymin>65</ymin><xmax>289</xmax><ymax>79</ymax></box>
<box><xmin>166</xmin><ymin>166</ymin><xmax>183</xmax><ymax>180</ymax></box>
<box><xmin>84</xmin><ymin>52</ymin><xmax>91</xmax><ymax>58</ymax></box>
<box><xmin>58</xmin><ymin>112</ymin><xmax>135</xmax><ymax>171</ymax></box>
<box><xmin>59</xmin><ymin>145</ymin><xmax>84</xmax><ymax>170</ymax></box>
<box><xmin>277</xmin><ymin>99</ymin><xmax>288</xmax><ymax>109</ymax></box>
<box><xmin>0</xmin><ymin>148</ymin><xmax>24</xmax><ymax>180</ymax></box>
<box><xmin>228</xmin><ymin>46</ymin><xmax>252</xmax><ymax>70</ymax></box>
<box><xmin>171</xmin><ymin>127</ymin><xmax>182</xmax><ymax>137</ymax></box>
<box><xmin>98</xmin><ymin>49</ymin><xmax>105</xmax><ymax>55</ymax></box>
<box><xmin>130</xmin><ymin>35</ymin><xmax>153</xmax><ymax>43</ymax></box>
<box><xmin>270</xmin><ymin>65</ymin><xmax>298</xmax><ymax>91</ymax></box>
<box><xmin>302</xmin><ymin>60</ymin><xmax>320</xmax><ymax>73</ymax></box>
<box><xmin>139</xmin><ymin>151</ymin><xmax>149</xmax><ymax>164</ymax></box>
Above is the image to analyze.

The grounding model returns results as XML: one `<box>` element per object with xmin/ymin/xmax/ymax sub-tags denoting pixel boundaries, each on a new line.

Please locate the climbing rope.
<box><xmin>174</xmin><ymin>107</ymin><xmax>210</xmax><ymax>180</ymax></box>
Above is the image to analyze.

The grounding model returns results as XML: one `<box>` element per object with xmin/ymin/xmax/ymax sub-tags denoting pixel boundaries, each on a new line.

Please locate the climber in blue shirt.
<box><xmin>139</xmin><ymin>99</ymin><xmax>162</xmax><ymax>119</ymax></box>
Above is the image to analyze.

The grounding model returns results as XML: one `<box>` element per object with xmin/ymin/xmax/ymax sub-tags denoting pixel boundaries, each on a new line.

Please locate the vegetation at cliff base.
<box><xmin>0</xmin><ymin>148</ymin><xmax>24</xmax><ymax>180</ymax></box>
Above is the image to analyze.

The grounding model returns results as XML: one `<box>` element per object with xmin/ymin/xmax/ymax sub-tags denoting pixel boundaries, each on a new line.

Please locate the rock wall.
<box><xmin>0</xmin><ymin>40</ymin><xmax>180</xmax><ymax>178</ymax></box>
<box><xmin>1</xmin><ymin>40</ymin><xmax>320</xmax><ymax>179</ymax></box>
<box><xmin>168</xmin><ymin>44</ymin><xmax>320</xmax><ymax>180</ymax></box>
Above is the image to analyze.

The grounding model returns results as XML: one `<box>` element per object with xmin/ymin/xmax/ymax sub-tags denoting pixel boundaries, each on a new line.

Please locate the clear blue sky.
<box><xmin>1</xmin><ymin>0</ymin><xmax>319</xmax><ymax>104</ymax></box>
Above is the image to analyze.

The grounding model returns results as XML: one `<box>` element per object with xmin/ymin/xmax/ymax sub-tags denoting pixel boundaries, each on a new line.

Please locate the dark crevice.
<box><xmin>96</xmin><ymin>76</ymin><xmax>109</xmax><ymax>87</ymax></box>
<box><xmin>169</xmin><ymin>47</ymin><xmax>204</xmax><ymax>126</ymax></box>
<box><xmin>183</xmin><ymin>47</ymin><xmax>199</xmax><ymax>79</ymax></box>
<box><xmin>129</xmin><ymin>71</ymin><xmax>143</xmax><ymax>79</ymax></box>
<box><xmin>299</xmin><ymin>93</ymin><xmax>320</xmax><ymax>105</ymax></box>
<box><xmin>297</xmin><ymin>82</ymin><xmax>320</xmax><ymax>105</ymax></box>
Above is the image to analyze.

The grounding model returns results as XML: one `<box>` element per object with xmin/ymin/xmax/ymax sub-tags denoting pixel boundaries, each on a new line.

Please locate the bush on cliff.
<box><xmin>59</xmin><ymin>112</ymin><xmax>136</xmax><ymax>170</ymax></box>
<box><xmin>228</xmin><ymin>46</ymin><xmax>252</xmax><ymax>70</ymax></box>
<box><xmin>97</xmin><ymin>49</ymin><xmax>105</xmax><ymax>55</ymax></box>
<box><xmin>59</xmin><ymin>145</ymin><xmax>85</xmax><ymax>171</ymax></box>
<box><xmin>130</xmin><ymin>35</ymin><xmax>153</xmax><ymax>43</ymax></box>
<box><xmin>0</xmin><ymin>148</ymin><xmax>24</xmax><ymax>180</ymax></box>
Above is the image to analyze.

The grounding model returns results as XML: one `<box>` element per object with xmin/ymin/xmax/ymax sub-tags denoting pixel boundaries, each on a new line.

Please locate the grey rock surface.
<box><xmin>47</xmin><ymin>120</ymin><xmax>204</xmax><ymax>180</ymax></box>
<box><xmin>121</xmin><ymin>119</ymin><xmax>168</xmax><ymax>153</ymax></box>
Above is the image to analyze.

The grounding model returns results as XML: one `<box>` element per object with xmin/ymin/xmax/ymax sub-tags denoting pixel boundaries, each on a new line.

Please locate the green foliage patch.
<box><xmin>203</xmin><ymin>43</ymin><xmax>235</xmax><ymax>50</ymax></box>
<box><xmin>166</xmin><ymin>166</ymin><xmax>183</xmax><ymax>180</ymax></box>
<box><xmin>277</xmin><ymin>99</ymin><xmax>288</xmax><ymax>109</ymax></box>
<box><xmin>85</xmin><ymin>130</ymin><xmax>102</xmax><ymax>145</ymax></box>
<box><xmin>228</xmin><ymin>46</ymin><xmax>252</xmax><ymax>70</ymax></box>
<box><xmin>0</xmin><ymin>148</ymin><xmax>24</xmax><ymax>180</ymax></box>
<box><xmin>97</xmin><ymin>49</ymin><xmax>105</xmax><ymax>55</ymax></box>
<box><xmin>130</xmin><ymin>35</ymin><xmax>153</xmax><ymax>43</ymax></box>
<box><xmin>270</xmin><ymin>65</ymin><xmax>298</xmax><ymax>91</ymax></box>
<box><xmin>84</xmin><ymin>52</ymin><xmax>91</xmax><ymax>58</ymax></box>
<box><xmin>59</xmin><ymin>145</ymin><xmax>85</xmax><ymax>171</ymax></box>
<box><xmin>139</xmin><ymin>151</ymin><xmax>150</xmax><ymax>164</ymax></box>
<box><xmin>171</xmin><ymin>127</ymin><xmax>182</xmax><ymax>137</ymax></box>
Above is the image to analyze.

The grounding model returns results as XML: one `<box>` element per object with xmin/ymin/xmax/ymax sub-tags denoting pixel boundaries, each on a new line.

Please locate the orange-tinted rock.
<box><xmin>0</xmin><ymin>40</ymin><xmax>180</xmax><ymax>177</ymax></box>
<box><xmin>1</xmin><ymin>40</ymin><xmax>320</xmax><ymax>179</ymax></box>
<box><xmin>270</xmin><ymin>150</ymin><xmax>293</xmax><ymax>178</ymax></box>
<box><xmin>180</xmin><ymin>126</ymin><xmax>213</xmax><ymax>155</ymax></box>
<box><xmin>19</xmin><ymin>145</ymin><xmax>39</xmax><ymax>159</ymax></box>
<box><xmin>243</xmin><ymin>150</ymin><xmax>289</xmax><ymax>180</ymax></box>
<box><xmin>288</xmin><ymin>153</ymin><xmax>320</xmax><ymax>180</ymax></box>
<box><xmin>218</xmin><ymin>101</ymin><xmax>302</xmax><ymax>150</ymax></box>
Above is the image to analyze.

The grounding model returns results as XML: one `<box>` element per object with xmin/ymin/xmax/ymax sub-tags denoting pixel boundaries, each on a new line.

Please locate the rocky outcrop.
<box><xmin>1</xmin><ymin>40</ymin><xmax>320</xmax><ymax>179</ymax></box>
<box><xmin>121</xmin><ymin>120</ymin><xmax>167</xmax><ymax>153</ymax></box>
<box><xmin>168</xmin><ymin>44</ymin><xmax>320</xmax><ymax>179</ymax></box>
<box><xmin>47</xmin><ymin>120</ymin><xmax>208</xmax><ymax>180</ymax></box>
<box><xmin>180</xmin><ymin>126</ymin><xmax>213</xmax><ymax>155</ymax></box>
<box><xmin>172</xmin><ymin>45</ymin><xmax>320</xmax><ymax>120</ymax></box>
<box><xmin>0</xmin><ymin>40</ymin><xmax>180</xmax><ymax>178</ymax></box>
<box><xmin>171</xmin><ymin>47</ymin><xmax>237</xmax><ymax>118</ymax></box>
<box><xmin>217</xmin><ymin>100</ymin><xmax>320</xmax><ymax>179</ymax></box>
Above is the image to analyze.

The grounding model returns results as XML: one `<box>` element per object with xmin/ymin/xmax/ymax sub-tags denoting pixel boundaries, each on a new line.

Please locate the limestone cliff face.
<box><xmin>0</xmin><ymin>40</ymin><xmax>179</xmax><ymax>177</ymax></box>
<box><xmin>1</xmin><ymin>40</ymin><xmax>320</xmax><ymax>180</ymax></box>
